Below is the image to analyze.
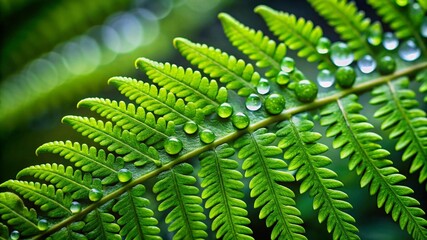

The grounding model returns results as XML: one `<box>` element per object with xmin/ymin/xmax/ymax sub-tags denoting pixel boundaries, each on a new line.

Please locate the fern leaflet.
<box><xmin>82</xmin><ymin>205</ymin><xmax>121</xmax><ymax>240</ymax></box>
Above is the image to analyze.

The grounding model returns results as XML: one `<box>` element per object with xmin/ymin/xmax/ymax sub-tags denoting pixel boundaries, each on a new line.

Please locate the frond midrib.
<box><xmin>0</xmin><ymin>202</ymin><xmax>38</xmax><ymax>230</ymax></box>
<box><xmin>126</xmin><ymin>190</ymin><xmax>145</xmax><ymax>238</ymax></box>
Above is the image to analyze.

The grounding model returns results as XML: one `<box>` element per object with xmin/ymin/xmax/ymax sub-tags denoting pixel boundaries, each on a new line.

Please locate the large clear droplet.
<box><xmin>118</xmin><ymin>168</ymin><xmax>133</xmax><ymax>182</ymax></box>
<box><xmin>38</xmin><ymin>219</ymin><xmax>48</xmax><ymax>231</ymax></box>
<box><xmin>217</xmin><ymin>103</ymin><xmax>233</xmax><ymax>119</ymax></box>
<box><xmin>317</xmin><ymin>69</ymin><xmax>335</xmax><ymax>88</ymax></box>
<box><xmin>89</xmin><ymin>188</ymin><xmax>103</xmax><ymax>202</ymax></box>
<box><xmin>164</xmin><ymin>137</ymin><xmax>183</xmax><ymax>155</ymax></box>
<box><xmin>383</xmin><ymin>32</ymin><xmax>399</xmax><ymax>50</ymax></box>
<box><xmin>199</xmin><ymin>129</ymin><xmax>215</xmax><ymax>144</ymax></box>
<box><xmin>421</xmin><ymin>17</ymin><xmax>427</xmax><ymax>38</ymax></box>
<box><xmin>245</xmin><ymin>94</ymin><xmax>262</xmax><ymax>111</ymax></box>
<box><xmin>280</xmin><ymin>57</ymin><xmax>295</xmax><ymax>73</ymax></box>
<box><xmin>257</xmin><ymin>78</ymin><xmax>270</xmax><ymax>95</ymax></box>
<box><xmin>183</xmin><ymin>121</ymin><xmax>198</xmax><ymax>135</ymax></box>
<box><xmin>367</xmin><ymin>22</ymin><xmax>383</xmax><ymax>46</ymax></box>
<box><xmin>265</xmin><ymin>94</ymin><xmax>286</xmax><ymax>115</ymax></box>
<box><xmin>330</xmin><ymin>42</ymin><xmax>354</xmax><ymax>67</ymax></box>
<box><xmin>410</xmin><ymin>3</ymin><xmax>423</xmax><ymax>25</ymax></box>
<box><xmin>398</xmin><ymin>39</ymin><xmax>421</xmax><ymax>61</ymax></box>
<box><xmin>276</xmin><ymin>71</ymin><xmax>290</xmax><ymax>85</ymax></box>
<box><xmin>232</xmin><ymin>112</ymin><xmax>250</xmax><ymax>129</ymax></box>
<box><xmin>316</xmin><ymin>37</ymin><xmax>331</xmax><ymax>54</ymax></box>
<box><xmin>357</xmin><ymin>55</ymin><xmax>377</xmax><ymax>74</ymax></box>
<box><xmin>70</xmin><ymin>201</ymin><xmax>82</xmax><ymax>214</ymax></box>
<box><xmin>10</xmin><ymin>230</ymin><xmax>20</xmax><ymax>240</ymax></box>
<box><xmin>395</xmin><ymin>0</ymin><xmax>408</xmax><ymax>6</ymax></box>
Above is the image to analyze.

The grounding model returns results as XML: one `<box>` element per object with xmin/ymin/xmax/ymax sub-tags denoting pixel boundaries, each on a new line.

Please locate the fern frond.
<box><xmin>36</xmin><ymin>141</ymin><xmax>120</xmax><ymax>185</ymax></box>
<box><xmin>112</xmin><ymin>185</ymin><xmax>161</xmax><ymax>240</ymax></box>
<box><xmin>1</xmin><ymin>181</ymin><xmax>71</xmax><ymax>218</ymax></box>
<box><xmin>321</xmin><ymin>94</ymin><xmax>427</xmax><ymax>239</ymax></box>
<box><xmin>235</xmin><ymin>128</ymin><xmax>306</xmax><ymax>240</ymax></box>
<box><xmin>417</xmin><ymin>70</ymin><xmax>427</xmax><ymax>102</ymax></box>
<box><xmin>136</xmin><ymin>58</ymin><xmax>228</xmax><ymax>115</ymax></box>
<box><xmin>174</xmin><ymin>37</ymin><xmax>260</xmax><ymax>97</ymax></box>
<box><xmin>46</xmin><ymin>222</ymin><xmax>86</xmax><ymax>240</ymax></box>
<box><xmin>153</xmin><ymin>163</ymin><xmax>208</xmax><ymax>240</ymax></box>
<box><xmin>62</xmin><ymin>116</ymin><xmax>161</xmax><ymax>167</ymax></box>
<box><xmin>0</xmin><ymin>222</ymin><xmax>9</xmax><ymax>240</ymax></box>
<box><xmin>219</xmin><ymin>13</ymin><xmax>286</xmax><ymax>78</ymax></box>
<box><xmin>109</xmin><ymin>77</ymin><xmax>204</xmax><ymax>124</ymax></box>
<box><xmin>17</xmin><ymin>163</ymin><xmax>93</xmax><ymax>200</ymax></box>
<box><xmin>83</xmin><ymin>206</ymin><xmax>121</xmax><ymax>240</ymax></box>
<box><xmin>277</xmin><ymin>118</ymin><xmax>360</xmax><ymax>240</ymax></box>
<box><xmin>370</xmin><ymin>79</ymin><xmax>427</xmax><ymax>190</ymax></box>
<box><xmin>255</xmin><ymin>5</ymin><xmax>335</xmax><ymax>70</ymax></box>
<box><xmin>198</xmin><ymin>144</ymin><xmax>253</xmax><ymax>240</ymax></box>
<box><xmin>0</xmin><ymin>192</ymin><xmax>39</xmax><ymax>236</ymax></box>
<box><xmin>307</xmin><ymin>0</ymin><xmax>373</xmax><ymax>59</ymax></box>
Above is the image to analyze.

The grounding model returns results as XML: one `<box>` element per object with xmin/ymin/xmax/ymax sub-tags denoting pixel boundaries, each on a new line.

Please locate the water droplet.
<box><xmin>199</xmin><ymin>129</ymin><xmax>215</xmax><ymax>144</ymax></box>
<box><xmin>276</xmin><ymin>71</ymin><xmax>290</xmax><ymax>85</ymax></box>
<box><xmin>232</xmin><ymin>112</ymin><xmax>250</xmax><ymax>129</ymax></box>
<box><xmin>38</xmin><ymin>219</ymin><xmax>48</xmax><ymax>231</ymax></box>
<box><xmin>257</xmin><ymin>78</ymin><xmax>270</xmax><ymax>94</ymax></box>
<box><xmin>399</xmin><ymin>39</ymin><xmax>421</xmax><ymax>61</ymax></box>
<box><xmin>330</xmin><ymin>42</ymin><xmax>354</xmax><ymax>67</ymax></box>
<box><xmin>217</xmin><ymin>103</ymin><xmax>233</xmax><ymax>119</ymax></box>
<box><xmin>357</xmin><ymin>55</ymin><xmax>377</xmax><ymax>74</ymax></box>
<box><xmin>295</xmin><ymin>80</ymin><xmax>318</xmax><ymax>103</ymax></box>
<box><xmin>395</xmin><ymin>0</ymin><xmax>408</xmax><ymax>6</ymax></box>
<box><xmin>183</xmin><ymin>121</ymin><xmax>198</xmax><ymax>135</ymax></box>
<box><xmin>378</xmin><ymin>55</ymin><xmax>396</xmax><ymax>75</ymax></box>
<box><xmin>367</xmin><ymin>22</ymin><xmax>383</xmax><ymax>46</ymax></box>
<box><xmin>335</xmin><ymin>66</ymin><xmax>356</xmax><ymax>88</ymax></box>
<box><xmin>10</xmin><ymin>230</ymin><xmax>20</xmax><ymax>240</ymax></box>
<box><xmin>317</xmin><ymin>69</ymin><xmax>335</xmax><ymax>88</ymax></box>
<box><xmin>316</xmin><ymin>37</ymin><xmax>331</xmax><ymax>54</ymax></box>
<box><xmin>383</xmin><ymin>32</ymin><xmax>399</xmax><ymax>50</ymax></box>
<box><xmin>265</xmin><ymin>94</ymin><xmax>286</xmax><ymax>115</ymax></box>
<box><xmin>89</xmin><ymin>188</ymin><xmax>103</xmax><ymax>202</ymax></box>
<box><xmin>164</xmin><ymin>137</ymin><xmax>183</xmax><ymax>155</ymax></box>
<box><xmin>410</xmin><ymin>3</ymin><xmax>423</xmax><ymax>25</ymax></box>
<box><xmin>70</xmin><ymin>201</ymin><xmax>82</xmax><ymax>214</ymax></box>
<box><xmin>280</xmin><ymin>57</ymin><xmax>295</xmax><ymax>73</ymax></box>
<box><xmin>421</xmin><ymin>17</ymin><xmax>427</xmax><ymax>38</ymax></box>
<box><xmin>245</xmin><ymin>94</ymin><xmax>262</xmax><ymax>111</ymax></box>
<box><xmin>118</xmin><ymin>168</ymin><xmax>133</xmax><ymax>182</ymax></box>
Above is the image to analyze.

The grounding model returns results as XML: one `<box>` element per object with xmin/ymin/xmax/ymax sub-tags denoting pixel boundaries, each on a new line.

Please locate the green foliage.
<box><xmin>1</xmin><ymin>1</ymin><xmax>427</xmax><ymax>240</ymax></box>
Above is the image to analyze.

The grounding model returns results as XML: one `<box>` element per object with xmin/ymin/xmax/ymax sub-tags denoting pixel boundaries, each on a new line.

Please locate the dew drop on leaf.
<box><xmin>257</xmin><ymin>78</ymin><xmax>270</xmax><ymax>95</ymax></box>
<box><xmin>183</xmin><ymin>121</ymin><xmax>198</xmax><ymax>134</ymax></box>
<box><xmin>276</xmin><ymin>71</ymin><xmax>290</xmax><ymax>85</ymax></box>
<box><xmin>89</xmin><ymin>188</ymin><xmax>103</xmax><ymax>202</ymax></box>
<box><xmin>335</xmin><ymin>66</ymin><xmax>356</xmax><ymax>88</ymax></box>
<box><xmin>367</xmin><ymin>22</ymin><xmax>382</xmax><ymax>46</ymax></box>
<box><xmin>10</xmin><ymin>230</ymin><xmax>20</xmax><ymax>240</ymax></box>
<box><xmin>378</xmin><ymin>55</ymin><xmax>396</xmax><ymax>75</ymax></box>
<box><xmin>280</xmin><ymin>57</ymin><xmax>295</xmax><ymax>73</ymax></box>
<box><xmin>217</xmin><ymin>103</ymin><xmax>233</xmax><ymax>119</ymax></box>
<box><xmin>265</xmin><ymin>94</ymin><xmax>286</xmax><ymax>115</ymax></box>
<box><xmin>232</xmin><ymin>112</ymin><xmax>250</xmax><ymax>129</ymax></box>
<box><xmin>295</xmin><ymin>80</ymin><xmax>318</xmax><ymax>103</ymax></box>
<box><xmin>245</xmin><ymin>93</ymin><xmax>262</xmax><ymax>111</ymax></box>
<box><xmin>316</xmin><ymin>37</ymin><xmax>331</xmax><ymax>54</ymax></box>
<box><xmin>398</xmin><ymin>39</ymin><xmax>421</xmax><ymax>61</ymax></box>
<box><xmin>70</xmin><ymin>201</ymin><xmax>82</xmax><ymax>214</ymax></box>
<box><xmin>330</xmin><ymin>42</ymin><xmax>354</xmax><ymax>67</ymax></box>
<box><xmin>317</xmin><ymin>69</ymin><xmax>335</xmax><ymax>88</ymax></box>
<box><xmin>164</xmin><ymin>137</ymin><xmax>183</xmax><ymax>155</ymax></box>
<box><xmin>37</xmin><ymin>219</ymin><xmax>48</xmax><ymax>231</ymax></box>
<box><xmin>357</xmin><ymin>55</ymin><xmax>377</xmax><ymax>74</ymax></box>
<box><xmin>118</xmin><ymin>168</ymin><xmax>133</xmax><ymax>182</ymax></box>
<box><xmin>382</xmin><ymin>32</ymin><xmax>399</xmax><ymax>50</ymax></box>
<box><xmin>421</xmin><ymin>17</ymin><xmax>427</xmax><ymax>38</ymax></box>
<box><xmin>199</xmin><ymin>129</ymin><xmax>215</xmax><ymax>144</ymax></box>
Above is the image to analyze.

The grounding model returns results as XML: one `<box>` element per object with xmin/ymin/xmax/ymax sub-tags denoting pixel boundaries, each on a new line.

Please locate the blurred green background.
<box><xmin>0</xmin><ymin>0</ymin><xmax>424</xmax><ymax>239</ymax></box>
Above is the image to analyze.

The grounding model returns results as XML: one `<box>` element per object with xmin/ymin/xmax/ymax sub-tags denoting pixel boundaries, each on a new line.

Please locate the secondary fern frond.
<box><xmin>255</xmin><ymin>5</ymin><xmax>335</xmax><ymax>70</ymax></box>
<box><xmin>174</xmin><ymin>37</ymin><xmax>260</xmax><ymax>97</ymax></box>
<box><xmin>370</xmin><ymin>79</ymin><xmax>427</xmax><ymax>190</ymax></box>
<box><xmin>153</xmin><ymin>163</ymin><xmax>208</xmax><ymax>240</ymax></box>
<box><xmin>308</xmin><ymin>0</ymin><xmax>374</xmax><ymax>59</ymax></box>
<box><xmin>277</xmin><ymin>118</ymin><xmax>360</xmax><ymax>240</ymax></box>
<box><xmin>198</xmin><ymin>144</ymin><xmax>253</xmax><ymax>240</ymax></box>
<box><xmin>135</xmin><ymin>58</ymin><xmax>228</xmax><ymax>115</ymax></box>
<box><xmin>219</xmin><ymin>13</ymin><xmax>286</xmax><ymax>78</ymax></box>
<box><xmin>46</xmin><ymin>222</ymin><xmax>86</xmax><ymax>240</ymax></box>
<box><xmin>83</xmin><ymin>205</ymin><xmax>121</xmax><ymax>240</ymax></box>
<box><xmin>321</xmin><ymin>94</ymin><xmax>427</xmax><ymax>239</ymax></box>
<box><xmin>235</xmin><ymin>128</ymin><xmax>306</xmax><ymax>240</ymax></box>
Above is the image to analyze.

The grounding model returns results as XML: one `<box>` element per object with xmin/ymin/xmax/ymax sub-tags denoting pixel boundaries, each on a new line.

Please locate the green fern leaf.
<box><xmin>135</xmin><ymin>58</ymin><xmax>228</xmax><ymax>115</ymax></box>
<box><xmin>255</xmin><ymin>5</ymin><xmax>335</xmax><ymax>70</ymax></box>
<box><xmin>0</xmin><ymin>222</ymin><xmax>9</xmax><ymax>240</ymax></box>
<box><xmin>83</xmin><ymin>205</ymin><xmax>121</xmax><ymax>240</ymax></box>
<box><xmin>109</xmin><ymin>76</ymin><xmax>204</xmax><ymax>125</ymax></box>
<box><xmin>370</xmin><ymin>79</ymin><xmax>427</xmax><ymax>190</ymax></box>
<box><xmin>235</xmin><ymin>128</ymin><xmax>306</xmax><ymax>240</ymax></box>
<box><xmin>46</xmin><ymin>222</ymin><xmax>86</xmax><ymax>240</ymax></box>
<box><xmin>1</xmin><ymin>181</ymin><xmax>72</xmax><ymax>218</ymax></box>
<box><xmin>17</xmin><ymin>163</ymin><xmax>94</xmax><ymax>200</ymax></box>
<box><xmin>112</xmin><ymin>185</ymin><xmax>161</xmax><ymax>240</ymax></box>
<box><xmin>36</xmin><ymin>141</ymin><xmax>121</xmax><ymax>185</ymax></box>
<box><xmin>417</xmin><ymin>70</ymin><xmax>427</xmax><ymax>102</ymax></box>
<box><xmin>321</xmin><ymin>94</ymin><xmax>427</xmax><ymax>239</ymax></box>
<box><xmin>219</xmin><ymin>13</ymin><xmax>286</xmax><ymax>78</ymax></box>
<box><xmin>198</xmin><ymin>144</ymin><xmax>253</xmax><ymax>240</ymax></box>
<box><xmin>174</xmin><ymin>37</ymin><xmax>260</xmax><ymax>96</ymax></box>
<box><xmin>153</xmin><ymin>163</ymin><xmax>208</xmax><ymax>240</ymax></box>
<box><xmin>0</xmin><ymin>192</ymin><xmax>39</xmax><ymax>236</ymax></box>
<box><xmin>62</xmin><ymin>116</ymin><xmax>161</xmax><ymax>167</ymax></box>
<box><xmin>277</xmin><ymin>118</ymin><xmax>360</xmax><ymax>240</ymax></box>
<box><xmin>78</xmin><ymin>98</ymin><xmax>175</xmax><ymax>149</ymax></box>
